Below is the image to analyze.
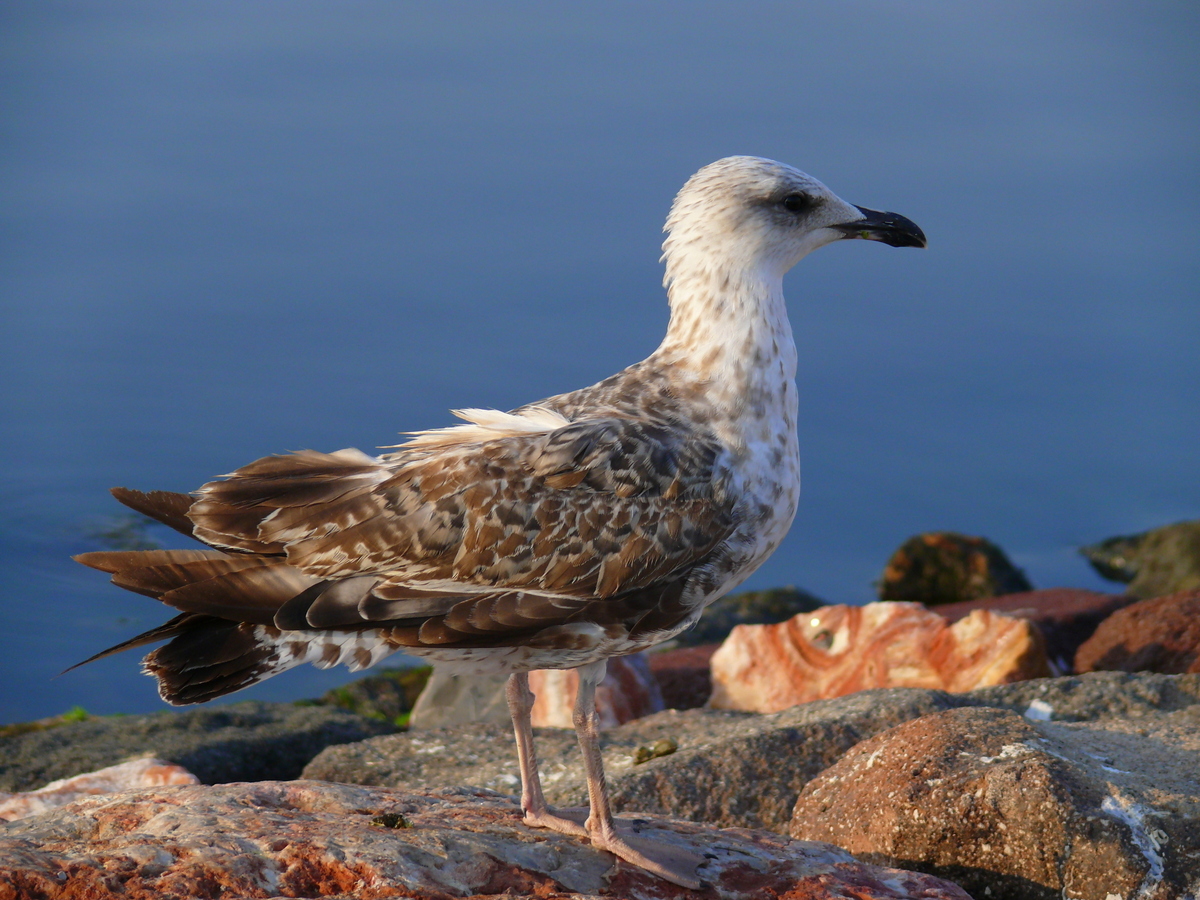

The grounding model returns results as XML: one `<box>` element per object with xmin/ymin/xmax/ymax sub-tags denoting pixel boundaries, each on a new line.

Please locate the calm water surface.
<box><xmin>2</xmin><ymin>3</ymin><xmax>1197</xmax><ymax>723</ymax></box>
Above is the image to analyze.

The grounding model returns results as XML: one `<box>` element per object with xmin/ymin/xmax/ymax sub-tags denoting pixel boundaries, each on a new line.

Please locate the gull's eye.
<box><xmin>781</xmin><ymin>193</ymin><xmax>815</xmax><ymax>214</ymax></box>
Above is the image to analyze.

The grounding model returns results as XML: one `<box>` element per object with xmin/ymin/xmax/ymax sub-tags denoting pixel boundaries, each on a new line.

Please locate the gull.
<box><xmin>73</xmin><ymin>156</ymin><xmax>925</xmax><ymax>888</ymax></box>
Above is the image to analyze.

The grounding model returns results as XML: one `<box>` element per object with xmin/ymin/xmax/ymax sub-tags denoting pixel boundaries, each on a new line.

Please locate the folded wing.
<box><xmin>76</xmin><ymin>412</ymin><xmax>736</xmax><ymax>700</ymax></box>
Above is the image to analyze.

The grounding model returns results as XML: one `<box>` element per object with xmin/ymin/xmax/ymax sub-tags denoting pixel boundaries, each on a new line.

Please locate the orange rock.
<box><xmin>709</xmin><ymin>601</ymin><xmax>1050</xmax><ymax>712</ymax></box>
<box><xmin>1074</xmin><ymin>588</ymin><xmax>1200</xmax><ymax>674</ymax></box>
<box><xmin>0</xmin><ymin>757</ymin><xmax>199</xmax><ymax>822</ymax></box>
<box><xmin>529</xmin><ymin>652</ymin><xmax>664</xmax><ymax>728</ymax></box>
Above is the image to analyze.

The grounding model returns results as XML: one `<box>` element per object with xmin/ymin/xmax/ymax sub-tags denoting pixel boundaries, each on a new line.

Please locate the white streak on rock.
<box><xmin>1101</xmin><ymin>792</ymin><xmax>1165</xmax><ymax>900</ymax></box>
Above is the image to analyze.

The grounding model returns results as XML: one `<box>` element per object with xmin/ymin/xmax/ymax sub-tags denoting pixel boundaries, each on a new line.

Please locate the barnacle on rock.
<box><xmin>369</xmin><ymin>812</ymin><xmax>410</xmax><ymax>828</ymax></box>
<box><xmin>634</xmin><ymin>737</ymin><xmax>678</xmax><ymax>764</ymax></box>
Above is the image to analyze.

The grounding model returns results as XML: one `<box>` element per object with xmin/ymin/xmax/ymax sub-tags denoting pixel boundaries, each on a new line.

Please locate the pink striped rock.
<box><xmin>0</xmin><ymin>757</ymin><xmax>198</xmax><ymax>822</ymax></box>
<box><xmin>0</xmin><ymin>780</ymin><xmax>974</xmax><ymax>900</ymax></box>
<box><xmin>709</xmin><ymin>601</ymin><xmax>1050</xmax><ymax>712</ymax></box>
<box><xmin>529</xmin><ymin>652</ymin><xmax>664</xmax><ymax>728</ymax></box>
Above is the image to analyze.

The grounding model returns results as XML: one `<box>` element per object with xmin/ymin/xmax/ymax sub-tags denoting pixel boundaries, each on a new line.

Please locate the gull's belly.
<box><xmin>706</xmin><ymin>428</ymin><xmax>802</xmax><ymax>600</ymax></box>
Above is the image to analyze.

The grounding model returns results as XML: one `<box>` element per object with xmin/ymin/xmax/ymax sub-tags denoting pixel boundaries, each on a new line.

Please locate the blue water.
<box><xmin>2</xmin><ymin>3</ymin><xmax>1197</xmax><ymax>724</ymax></box>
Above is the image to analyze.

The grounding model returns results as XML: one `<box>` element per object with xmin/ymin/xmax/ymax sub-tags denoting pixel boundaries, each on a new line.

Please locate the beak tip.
<box><xmin>842</xmin><ymin>206</ymin><xmax>926</xmax><ymax>249</ymax></box>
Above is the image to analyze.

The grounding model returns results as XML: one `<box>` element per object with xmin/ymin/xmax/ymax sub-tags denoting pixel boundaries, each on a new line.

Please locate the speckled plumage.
<box><xmin>74</xmin><ymin>156</ymin><xmax>925</xmax><ymax>888</ymax></box>
<box><xmin>75</xmin><ymin>156</ymin><xmax>926</xmax><ymax>705</ymax></box>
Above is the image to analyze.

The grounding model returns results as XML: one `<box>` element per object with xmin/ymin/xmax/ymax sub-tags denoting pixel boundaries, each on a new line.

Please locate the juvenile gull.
<box><xmin>73</xmin><ymin>156</ymin><xmax>925</xmax><ymax>887</ymax></box>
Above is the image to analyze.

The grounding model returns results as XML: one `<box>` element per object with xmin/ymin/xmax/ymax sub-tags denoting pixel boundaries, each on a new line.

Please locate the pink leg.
<box><xmin>571</xmin><ymin>660</ymin><xmax>706</xmax><ymax>889</ymax></box>
<box><xmin>505</xmin><ymin>671</ymin><xmax>586</xmax><ymax>836</ymax></box>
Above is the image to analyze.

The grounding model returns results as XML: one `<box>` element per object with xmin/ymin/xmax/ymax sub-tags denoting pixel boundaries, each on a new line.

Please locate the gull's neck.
<box><xmin>652</xmin><ymin>262</ymin><xmax>799</xmax><ymax>454</ymax></box>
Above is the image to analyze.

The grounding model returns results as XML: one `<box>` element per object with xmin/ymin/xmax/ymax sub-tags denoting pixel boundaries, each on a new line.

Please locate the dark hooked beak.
<box><xmin>832</xmin><ymin>205</ymin><xmax>927</xmax><ymax>248</ymax></box>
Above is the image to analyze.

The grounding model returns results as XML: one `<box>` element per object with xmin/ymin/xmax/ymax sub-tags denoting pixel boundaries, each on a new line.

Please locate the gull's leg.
<box><xmin>572</xmin><ymin>660</ymin><xmax>706</xmax><ymax>890</ymax></box>
<box><xmin>505</xmin><ymin>671</ymin><xmax>587</xmax><ymax>836</ymax></box>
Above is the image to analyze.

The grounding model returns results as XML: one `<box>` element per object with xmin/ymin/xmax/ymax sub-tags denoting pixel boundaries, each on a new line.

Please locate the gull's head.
<box><xmin>662</xmin><ymin>156</ymin><xmax>925</xmax><ymax>287</ymax></box>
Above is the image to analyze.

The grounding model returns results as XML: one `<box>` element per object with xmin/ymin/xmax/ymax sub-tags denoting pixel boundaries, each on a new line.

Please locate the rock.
<box><xmin>0</xmin><ymin>707</ymin><xmax>94</xmax><ymax>740</ymax></box>
<box><xmin>410</xmin><ymin>654</ymin><xmax>663</xmax><ymax>732</ymax></box>
<box><xmin>965</xmin><ymin>670</ymin><xmax>1200</xmax><ymax>722</ymax></box>
<box><xmin>311</xmin><ymin>664</ymin><xmax>432</xmax><ymax>725</ymax></box>
<box><xmin>1081</xmin><ymin>519</ymin><xmax>1200</xmax><ymax>598</ymax></box>
<box><xmin>933</xmin><ymin>588</ymin><xmax>1134</xmax><ymax>673</ymax></box>
<box><xmin>1075</xmin><ymin>589</ymin><xmax>1200</xmax><ymax>675</ymax></box>
<box><xmin>529</xmin><ymin>653</ymin><xmax>664</xmax><ymax>728</ymax></box>
<box><xmin>406</xmin><ymin>670</ymin><xmax>511</xmax><ymax>729</ymax></box>
<box><xmin>648</xmin><ymin>643</ymin><xmax>719</xmax><ymax>710</ymax></box>
<box><xmin>0</xmin><ymin>700</ymin><xmax>395</xmax><ymax>793</ymax></box>
<box><xmin>305</xmin><ymin>672</ymin><xmax>1200</xmax><ymax>840</ymax></box>
<box><xmin>678</xmin><ymin>586</ymin><xmax>826</xmax><ymax>646</ymax></box>
<box><xmin>0</xmin><ymin>780</ymin><xmax>973</xmax><ymax>899</ymax></box>
<box><xmin>878</xmin><ymin>531</ymin><xmax>1032</xmax><ymax>605</ymax></box>
<box><xmin>790</xmin><ymin>703</ymin><xmax>1200</xmax><ymax>900</ymax></box>
<box><xmin>305</xmin><ymin>690</ymin><xmax>963</xmax><ymax>834</ymax></box>
<box><xmin>708</xmin><ymin>602</ymin><xmax>1050</xmax><ymax>713</ymax></box>
<box><xmin>0</xmin><ymin>758</ymin><xmax>198</xmax><ymax>822</ymax></box>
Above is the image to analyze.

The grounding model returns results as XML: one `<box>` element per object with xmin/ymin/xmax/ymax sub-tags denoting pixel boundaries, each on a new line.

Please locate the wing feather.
<box><xmin>187</xmin><ymin>416</ymin><xmax>733</xmax><ymax>606</ymax></box>
<box><xmin>86</xmin><ymin>413</ymin><xmax>733</xmax><ymax>656</ymax></box>
<box><xmin>110</xmin><ymin>488</ymin><xmax>197</xmax><ymax>537</ymax></box>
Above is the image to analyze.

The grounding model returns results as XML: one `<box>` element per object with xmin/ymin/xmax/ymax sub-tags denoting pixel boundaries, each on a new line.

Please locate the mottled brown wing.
<box><xmin>189</xmin><ymin>417</ymin><xmax>735</xmax><ymax>610</ymax></box>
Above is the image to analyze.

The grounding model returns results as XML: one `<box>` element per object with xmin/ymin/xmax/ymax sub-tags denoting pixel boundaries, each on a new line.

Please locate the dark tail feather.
<box><xmin>71</xmin><ymin>548</ymin><xmax>318</xmax><ymax>698</ymax></box>
<box><xmin>75</xmin><ymin>548</ymin><xmax>226</xmax><ymax>575</ymax></box>
<box><xmin>73</xmin><ymin>549</ymin><xmax>313</xmax><ymax>623</ymax></box>
<box><xmin>143</xmin><ymin>619</ymin><xmax>288</xmax><ymax>705</ymax></box>
<box><xmin>59</xmin><ymin>613</ymin><xmax>205</xmax><ymax>674</ymax></box>
<box><xmin>65</xmin><ymin>611</ymin><xmax>303</xmax><ymax>705</ymax></box>
<box><xmin>110</xmin><ymin>487</ymin><xmax>198</xmax><ymax>538</ymax></box>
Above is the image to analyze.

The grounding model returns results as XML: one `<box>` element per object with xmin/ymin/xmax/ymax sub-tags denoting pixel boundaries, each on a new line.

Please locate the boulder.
<box><xmin>0</xmin><ymin>758</ymin><xmax>198</xmax><ymax>822</ymax></box>
<box><xmin>305</xmin><ymin>689</ymin><xmax>963</xmax><ymax>834</ymax></box>
<box><xmin>878</xmin><ymin>531</ymin><xmax>1032</xmax><ymax>605</ymax></box>
<box><xmin>309</xmin><ymin>673</ymin><xmax>1199</xmax><ymax>838</ymax></box>
<box><xmin>965</xmin><ymin>670</ymin><xmax>1200</xmax><ymax>722</ymax></box>
<box><xmin>406</xmin><ymin>670</ymin><xmax>511</xmax><ymax>730</ymax></box>
<box><xmin>1075</xmin><ymin>588</ymin><xmax>1200</xmax><ymax>674</ymax></box>
<box><xmin>790</xmin><ymin>703</ymin><xmax>1200</xmax><ymax>900</ymax></box>
<box><xmin>933</xmin><ymin>588</ymin><xmax>1133</xmax><ymax>673</ymax></box>
<box><xmin>648</xmin><ymin>643</ymin><xmax>719</xmax><ymax>710</ymax></box>
<box><xmin>410</xmin><ymin>654</ymin><xmax>663</xmax><ymax>732</ymax></box>
<box><xmin>0</xmin><ymin>701</ymin><xmax>395</xmax><ymax>793</ymax></box>
<box><xmin>0</xmin><ymin>780</ymin><xmax>973</xmax><ymax>899</ymax></box>
<box><xmin>1081</xmin><ymin>519</ymin><xmax>1200</xmax><ymax>598</ymax></box>
<box><xmin>708</xmin><ymin>602</ymin><xmax>1050</xmax><ymax>713</ymax></box>
<box><xmin>529</xmin><ymin>653</ymin><xmax>664</xmax><ymax>728</ymax></box>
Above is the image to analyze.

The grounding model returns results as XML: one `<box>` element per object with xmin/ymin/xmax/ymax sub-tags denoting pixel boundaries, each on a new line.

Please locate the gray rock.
<box><xmin>1081</xmin><ymin>519</ymin><xmax>1200</xmax><ymax>598</ymax></box>
<box><xmin>791</xmin><ymin>703</ymin><xmax>1200</xmax><ymax>900</ymax></box>
<box><xmin>304</xmin><ymin>673</ymin><xmax>1200</xmax><ymax>836</ymax></box>
<box><xmin>407</xmin><ymin>670</ymin><xmax>511</xmax><ymax>730</ymax></box>
<box><xmin>966</xmin><ymin>669</ymin><xmax>1200</xmax><ymax>719</ymax></box>
<box><xmin>0</xmin><ymin>701</ymin><xmax>395</xmax><ymax>792</ymax></box>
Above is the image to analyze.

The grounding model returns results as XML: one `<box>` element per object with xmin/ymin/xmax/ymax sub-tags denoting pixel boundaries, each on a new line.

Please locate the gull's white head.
<box><xmin>662</xmin><ymin>156</ymin><xmax>925</xmax><ymax>288</ymax></box>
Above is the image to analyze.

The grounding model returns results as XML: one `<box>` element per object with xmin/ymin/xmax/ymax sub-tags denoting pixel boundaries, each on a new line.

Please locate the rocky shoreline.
<box><xmin>3</xmin><ymin>673</ymin><xmax>1196</xmax><ymax>898</ymax></box>
<box><xmin>3</xmin><ymin>527</ymin><xmax>1199</xmax><ymax>899</ymax></box>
